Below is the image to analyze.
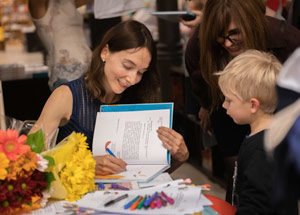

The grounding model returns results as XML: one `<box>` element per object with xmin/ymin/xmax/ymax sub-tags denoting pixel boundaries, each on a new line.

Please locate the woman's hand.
<box><xmin>198</xmin><ymin>107</ymin><xmax>211</xmax><ymax>132</ymax></box>
<box><xmin>180</xmin><ymin>10</ymin><xmax>203</xmax><ymax>29</ymax></box>
<box><xmin>94</xmin><ymin>155</ymin><xmax>127</xmax><ymax>175</ymax></box>
<box><xmin>157</xmin><ymin>127</ymin><xmax>189</xmax><ymax>162</ymax></box>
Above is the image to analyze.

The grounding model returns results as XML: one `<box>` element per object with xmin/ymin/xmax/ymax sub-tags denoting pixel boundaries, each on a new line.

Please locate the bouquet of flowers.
<box><xmin>0</xmin><ymin>128</ymin><xmax>96</xmax><ymax>214</ymax></box>
<box><xmin>0</xmin><ymin>129</ymin><xmax>54</xmax><ymax>215</ymax></box>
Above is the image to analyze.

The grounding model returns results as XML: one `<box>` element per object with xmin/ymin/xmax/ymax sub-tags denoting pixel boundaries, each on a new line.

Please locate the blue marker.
<box><xmin>96</xmin><ymin>182</ymin><xmax>105</xmax><ymax>189</ymax></box>
<box><xmin>144</xmin><ymin>192</ymin><xmax>158</xmax><ymax>207</ymax></box>
<box><xmin>124</xmin><ymin>195</ymin><xmax>140</xmax><ymax>209</ymax></box>
<box><xmin>106</xmin><ymin>147</ymin><xmax>117</xmax><ymax>157</ymax></box>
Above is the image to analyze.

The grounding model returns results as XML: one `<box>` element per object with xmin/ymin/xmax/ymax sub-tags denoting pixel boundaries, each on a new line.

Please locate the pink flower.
<box><xmin>0</xmin><ymin>129</ymin><xmax>30</xmax><ymax>161</ymax></box>
<box><xmin>36</xmin><ymin>154</ymin><xmax>48</xmax><ymax>172</ymax></box>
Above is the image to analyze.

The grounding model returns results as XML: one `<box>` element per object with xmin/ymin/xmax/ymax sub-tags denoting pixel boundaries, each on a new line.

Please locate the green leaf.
<box><xmin>26</xmin><ymin>129</ymin><xmax>45</xmax><ymax>153</ymax></box>
<box><xmin>44</xmin><ymin>172</ymin><xmax>55</xmax><ymax>190</ymax></box>
<box><xmin>43</xmin><ymin>155</ymin><xmax>55</xmax><ymax>167</ymax></box>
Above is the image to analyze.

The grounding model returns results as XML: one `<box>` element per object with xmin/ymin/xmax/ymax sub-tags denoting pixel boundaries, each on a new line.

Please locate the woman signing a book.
<box><xmin>29</xmin><ymin>20</ymin><xmax>189</xmax><ymax>175</ymax></box>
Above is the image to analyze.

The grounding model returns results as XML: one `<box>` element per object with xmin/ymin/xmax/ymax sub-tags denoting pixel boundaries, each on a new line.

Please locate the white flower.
<box><xmin>36</xmin><ymin>154</ymin><xmax>49</xmax><ymax>172</ymax></box>
<box><xmin>39</xmin><ymin>188</ymin><xmax>52</xmax><ymax>208</ymax></box>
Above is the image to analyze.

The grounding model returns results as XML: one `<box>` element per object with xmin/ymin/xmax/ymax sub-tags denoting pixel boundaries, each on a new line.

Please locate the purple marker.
<box><xmin>111</xmin><ymin>183</ymin><xmax>130</xmax><ymax>190</ymax></box>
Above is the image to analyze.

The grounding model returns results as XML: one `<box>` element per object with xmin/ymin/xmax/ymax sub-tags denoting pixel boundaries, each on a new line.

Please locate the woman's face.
<box><xmin>101</xmin><ymin>46</ymin><xmax>151</xmax><ymax>96</ymax></box>
<box><xmin>217</xmin><ymin>19</ymin><xmax>245</xmax><ymax>57</ymax></box>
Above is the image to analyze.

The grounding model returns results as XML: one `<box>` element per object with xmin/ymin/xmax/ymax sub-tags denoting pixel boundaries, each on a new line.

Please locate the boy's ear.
<box><xmin>100</xmin><ymin>44</ymin><xmax>109</xmax><ymax>62</ymax></box>
<box><xmin>250</xmin><ymin>98</ymin><xmax>260</xmax><ymax>113</ymax></box>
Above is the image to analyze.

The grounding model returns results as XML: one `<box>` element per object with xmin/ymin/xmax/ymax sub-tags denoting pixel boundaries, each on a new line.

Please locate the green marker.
<box><xmin>138</xmin><ymin>195</ymin><xmax>147</xmax><ymax>209</ymax></box>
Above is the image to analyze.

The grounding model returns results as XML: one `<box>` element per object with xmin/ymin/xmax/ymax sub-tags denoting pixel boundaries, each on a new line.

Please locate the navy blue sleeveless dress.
<box><xmin>56</xmin><ymin>77</ymin><xmax>102</xmax><ymax>150</ymax></box>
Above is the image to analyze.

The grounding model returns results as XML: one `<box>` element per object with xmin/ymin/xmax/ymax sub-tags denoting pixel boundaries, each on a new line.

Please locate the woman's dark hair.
<box><xmin>84</xmin><ymin>20</ymin><xmax>160</xmax><ymax>103</ymax></box>
<box><xmin>199</xmin><ymin>0</ymin><xmax>267</xmax><ymax>111</ymax></box>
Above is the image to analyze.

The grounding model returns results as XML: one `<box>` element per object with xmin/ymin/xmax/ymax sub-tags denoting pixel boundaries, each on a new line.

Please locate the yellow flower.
<box><xmin>60</xmin><ymin>135</ymin><xmax>96</xmax><ymax>201</ymax></box>
<box><xmin>0</xmin><ymin>152</ymin><xmax>9</xmax><ymax>180</ymax></box>
<box><xmin>42</xmin><ymin>132</ymin><xmax>95</xmax><ymax>201</ymax></box>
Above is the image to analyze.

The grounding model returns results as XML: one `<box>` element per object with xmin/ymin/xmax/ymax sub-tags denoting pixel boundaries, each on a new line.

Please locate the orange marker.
<box><xmin>95</xmin><ymin>175</ymin><xmax>124</xmax><ymax>179</ymax></box>
<box><xmin>130</xmin><ymin>196</ymin><xmax>143</xmax><ymax>210</ymax></box>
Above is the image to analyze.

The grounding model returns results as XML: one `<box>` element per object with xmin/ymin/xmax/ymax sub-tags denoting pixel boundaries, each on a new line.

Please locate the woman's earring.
<box><xmin>102</xmin><ymin>58</ymin><xmax>105</xmax><ymax>63</ymax></box>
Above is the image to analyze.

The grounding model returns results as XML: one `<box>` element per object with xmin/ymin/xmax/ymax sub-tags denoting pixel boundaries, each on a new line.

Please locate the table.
<box><xmin>204</xmin><ymin>194</ymin><xmax>237</xmax><ymax>215</ymax></box>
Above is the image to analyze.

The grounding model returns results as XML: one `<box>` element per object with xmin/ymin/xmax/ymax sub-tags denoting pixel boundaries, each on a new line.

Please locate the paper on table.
<box><xmin>76</xmin><ymin>186</ymin><xmax>205</xmax><ymax>215</ymax></box>
<box><xmin>138</xmin><ymin>172</ymin><xmax>173</xmax><ymax>188</ymax></box>
<box><xmin>26</xmin><ymin>200</ymin><xmax>119</xmax><ymax>215</ymax></box>
<box><xmin>25</xmin><ymin>201</ymin><xmax>68</xmax><ymax>215</ymax></box>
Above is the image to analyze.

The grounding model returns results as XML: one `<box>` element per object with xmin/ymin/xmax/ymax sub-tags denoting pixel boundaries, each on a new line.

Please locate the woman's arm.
<box><xmin>75</xmin><ymin>0</ymin><xmax>94</xmax><ymax>8</ymax></box>
<box><xmin>28</xmin><ymin>0</ymin><xmax>94</xmax><ymax>19</ymax></box>
<box><xmin>29</xmin><ymin>85</ymin><xmax>72</xmax><ymax>143</ymax></box>
<box><xmin>28</xmin><ymin>0</ymin><xmax>48</xmax><ymax>19</ymax></box>
<box><xmin>30</xmin><ymin>85</ymin><xmax>127</xmax><ymax>175</ymax></box>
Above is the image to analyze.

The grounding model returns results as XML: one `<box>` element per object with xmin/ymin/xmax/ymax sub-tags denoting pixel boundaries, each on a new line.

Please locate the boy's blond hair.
<box><xmin>217</xmin><ymin>49</ymin><xmax>282</xmax><ymax>114</ymax></box>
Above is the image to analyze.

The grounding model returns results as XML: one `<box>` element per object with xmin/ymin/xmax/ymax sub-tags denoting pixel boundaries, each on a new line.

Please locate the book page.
<box><xmin>93</xmin><ymin>109</ymin><xmax>170</xmax><ymax>165</ymax></box>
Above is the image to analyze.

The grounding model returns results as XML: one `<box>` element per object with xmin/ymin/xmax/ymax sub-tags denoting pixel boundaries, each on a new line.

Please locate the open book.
<box><xmin>92</xmin><ymin>103</ymin><xmax>173</xmax><ymax>183</ymax></box>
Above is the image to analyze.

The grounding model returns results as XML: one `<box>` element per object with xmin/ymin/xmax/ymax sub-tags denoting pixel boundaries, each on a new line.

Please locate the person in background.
<box><xmin>180</xmin><ymin>0</ymin><xmax>206</xmax><ymax>37</ymax></box>
<box><xmin>90</xmin><ymin>0</ymin><xmax>144</xmax><ymax>49</ymax></box>
<box><xmin>218</xmin><ymin>50</ymin><xmax>281</xmax><ymax>213</ymax></box>
<box><xmin>185</xmin><ymin>0</ymin><xmax>300</xmax><ymax>202</ymax></box>
<box><xmin>28</xmin><ymin>0</ymin><xmax>93</xmax><ymax>91</ymax></box>
<box><xmin>29</xmin><ymin>20</ymin><xmax>189</xmax><ymax>176</ymax></box>
<box><xmin>132</xmin><ymin>0</ymin><xmax>159</xmax><ymax>42</ymax></box>
<box><xmin>265</xmin><ymin>48</ymin><xmax>300</xmax><ymax>215</ymax></box>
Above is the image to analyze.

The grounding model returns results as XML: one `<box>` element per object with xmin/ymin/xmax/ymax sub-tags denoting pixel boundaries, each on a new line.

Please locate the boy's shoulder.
<box><xmin>245</xmin><ymin>130</ymin><xmax>265</xmax><ymax>146</ymax></box>
<box><xmin>240</xmin><ymin>130</ymin><xmax>266</xmax><ymax>156</ymax></box>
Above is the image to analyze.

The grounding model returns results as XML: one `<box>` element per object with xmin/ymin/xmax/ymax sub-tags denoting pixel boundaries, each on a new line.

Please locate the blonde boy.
<box><xmin>217</xmin><ymin>49</ymin><xmax>281</xmax><ymax>214</ymax></box>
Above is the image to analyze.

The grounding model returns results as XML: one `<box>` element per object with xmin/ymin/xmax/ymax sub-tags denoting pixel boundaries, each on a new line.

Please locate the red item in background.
<box><xmin>266</xmin><ymin>0</ymin><xmax>286</xmax><ymax>12</ymax></box>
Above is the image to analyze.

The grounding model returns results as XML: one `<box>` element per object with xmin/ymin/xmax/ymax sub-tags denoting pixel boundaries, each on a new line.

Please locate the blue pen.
<box><xmin>106</xmin><ymin>147</ymin><xmax>117</xmax><ymax>157</ymax></box>
<box><xmin>144</xmin><ymin>192</ymin><xmax>158</xmax><ymax>207</ymax></box>
<box><xmin>124</xmin><ymin>195</ymin><xmax>140</xmax><ymax>209</ymax></box>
